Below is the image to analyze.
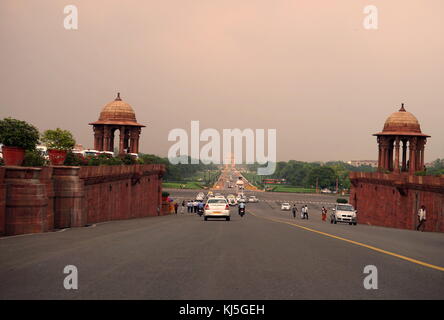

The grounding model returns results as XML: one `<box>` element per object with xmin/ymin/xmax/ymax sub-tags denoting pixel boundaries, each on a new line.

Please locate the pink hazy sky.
<box><xmin>1</xmin><ymin>0</ymin><xmax>443</xmax><ymax>162</ymax></box>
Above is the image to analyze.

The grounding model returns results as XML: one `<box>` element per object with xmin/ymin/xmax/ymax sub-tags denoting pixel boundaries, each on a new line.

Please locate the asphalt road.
<box><xmin>1</xmin><ymin>189</ymin><xmax>443</xmax><ymax>299</ymax></box>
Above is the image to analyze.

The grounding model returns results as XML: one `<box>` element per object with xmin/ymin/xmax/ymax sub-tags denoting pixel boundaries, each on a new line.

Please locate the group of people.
<box><xmin>291</xmin><ymin>205</ymin><xmax>309</xmax><ymax>219</ymax></box>
<box><xmin>290</xmin><ymin>205</ymin><xmax>328</xmax><ymax>221</ymax></box>
<box><xmin>177</xmin><ymin>200</ymin><xmax>204</xmax><ymax>214</ymax></box>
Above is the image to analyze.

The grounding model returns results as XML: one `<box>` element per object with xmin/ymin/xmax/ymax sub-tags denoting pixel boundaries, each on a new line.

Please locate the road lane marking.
<box><xmin>249</xmin><ymin>211</ymin><xmax>444</xmax><ymax>273</ymax></box>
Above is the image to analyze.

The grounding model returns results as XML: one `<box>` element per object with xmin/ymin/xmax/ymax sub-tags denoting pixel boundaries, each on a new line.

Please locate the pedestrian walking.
<box><xmin>193</xmin><ymin>200</ymin><xmax>199</xmax><ymax>213</ymax></box>
<box><xmin>292</xmin><ymin>204</ymin><xmax>297</xmax><ymax>219</ymax></box>
<box><xmin>301</xmin><ymin>206</ymin><xmax>305</xmax><ymax>219</ymax></box>
<box><xmin>321</xmin><ymin>206</ymin><xmax>327</xmax><ymax>222</ymax></box>
<box><xmin>303</xmin><ymin>205</ymin><xmax>309</xmax><ymax>220</ymax></box>
<box><xmin>187</xmin><ymin>200</ymin><xmax>193</xmax><ymax>213</ymax></box>
<box><xmin>417</xmin><ymin>205</ymin><xmax>426</xmax><ymax>231</ymax></box>
<box><xmin>174</xmin><ymin>202</ymin><xmax>179</xmax><ymax>214</ymax></box>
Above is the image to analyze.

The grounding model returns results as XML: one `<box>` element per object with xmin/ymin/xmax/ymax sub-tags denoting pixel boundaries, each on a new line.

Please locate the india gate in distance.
<box><xmin>89</xmin><ymin>93</ymin><xmax>145</xmax><ymax>154</ymax></box>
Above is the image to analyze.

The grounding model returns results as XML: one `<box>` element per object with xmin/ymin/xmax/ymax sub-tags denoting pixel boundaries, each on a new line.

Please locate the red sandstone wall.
<box><xmin>0</xmin><ymin>167</ymin><xmax>5</xmax><ymax>236</ymax></box>
<box><xmin>0</xmin><ymin>164</ymin><xmax>165</xmax><ymax>236</ymax></box>
<box><xmin>350</xmin><ymin>172</ymin><xmax>444</xmax><ymax>232</ymax></box>
<box><xmin>79</xmin><ymin>165</ymin><xmax>165</xmax><ymax>224</ymax></box>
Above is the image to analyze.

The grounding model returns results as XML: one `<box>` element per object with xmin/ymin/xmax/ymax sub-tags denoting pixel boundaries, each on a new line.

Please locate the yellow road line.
<box><xmin>249</xmin><ymin>211</ymin><xmax>444</xmax><ymax>272</ymax></box>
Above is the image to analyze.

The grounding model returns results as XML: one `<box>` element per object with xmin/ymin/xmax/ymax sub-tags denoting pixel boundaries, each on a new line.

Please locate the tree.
<box><xmin>307</xmin><ymin>166</ymin><xmax>336</xmax><ymax>189</ymax></box>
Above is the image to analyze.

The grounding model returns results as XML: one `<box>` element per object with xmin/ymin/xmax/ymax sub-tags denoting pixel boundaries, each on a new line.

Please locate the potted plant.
<box><xmin>0</xmin><ymin>117</ymin><xmax>40</xmax><ymax>166</ymax></box>
<box><xmin>41</xmin><ymin>128</ymin><xmax>76</xmax><ymax>165</ymax></box>
<box><xmin>162</xmin><ymin>191</ymin><xmax>170</xmax><ymax>202</ymax></box>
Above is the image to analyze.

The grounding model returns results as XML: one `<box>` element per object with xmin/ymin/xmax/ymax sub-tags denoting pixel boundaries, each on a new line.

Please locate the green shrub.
<box><xmin>41</xmin><ymin>128</ymin><xmax>76</xmax><ymax>150</ymax></box>
<box><xmin>336</xmin><ymin>198</ymin><xmax>348</xmax><ymax>204</ymax></box>
<box><xmin>102</xmin><ymin>157</ymin><xmax>123</xmax><ymax>166</ymax></box>
<box><xmin>64</xmin><ymin>151</ymin><xmax>85</xmax><ymax>166</ymax></box>
<box><xmin>85</xmin><ymin>154</ymin><xmax>124</xmax><ymax>166</ymax></box>
<box><xmin>121</xmin><ymin>154</ymin><xmax>137</xmax><ymax>165</ymax></box>
<box><xmin>162</xmin><ymin>191</ymin><xmax>170</xmax><ymax>197</ymax></box>
<box><xmin>22</xmin><ymin>149</ymin><xmax>47</xmax><ymax>167</ymax></box>
<box><xmin>0</xmin><ymin>117</ymin><xmax>40</xmax><ymax>150</ymax></box>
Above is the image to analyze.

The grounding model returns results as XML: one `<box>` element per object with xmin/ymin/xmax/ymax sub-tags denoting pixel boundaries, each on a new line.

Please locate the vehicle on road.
<box><xmin>226</xmin><ymin>194</ymin><xmax>237</xmax><ymax>206</ymax></box>
<box><xmin>196</xmin><ymin>192</ymin><xmax>205</xmax><ymax>201</ymax></box>
<box><xmin>247</xmin><ymin>195</ymin><xmax>258</xmax><ymax>203</ymax></box>
<box><xmin>281</xmin><ymin>203</ymin><xmax>291</xmax><ymax>211</ymax></box>
<box><xmin>330</xmin><ymin>204</ymin><xmax>357</xmax><ymax>225</ymax></box>
<box><xmin>204</xmin><ymin>198</ymin><xmax>230</xmax><ymax>221</ymax></box>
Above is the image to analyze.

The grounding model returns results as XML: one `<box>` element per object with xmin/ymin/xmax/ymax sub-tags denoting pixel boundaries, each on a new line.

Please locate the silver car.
<box><xmin>330</xmin><ymin>204</ymin><xmax>357</xmax><ymax>225</ymax></box>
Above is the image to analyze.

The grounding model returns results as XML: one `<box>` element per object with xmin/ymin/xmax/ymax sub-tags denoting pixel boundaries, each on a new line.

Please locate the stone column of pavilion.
<box><xmin>374</xmin><ymin>104</ymin><xmax>430</xmax><ymax>174</ymax></box>
<box><xmin>89</xmin><ymin>93</ymin><xmax>145</xmax><ymax>155</ymax></box>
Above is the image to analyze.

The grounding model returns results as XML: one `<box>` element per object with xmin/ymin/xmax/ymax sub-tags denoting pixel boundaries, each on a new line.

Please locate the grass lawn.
<box><xmin>163</xmin><ymin>182</ymin><xmax>204</xmax><ymax>189</ymax></box>
<box><xmin>269</xmin><ymin>185</ymin><xmax>316</xmax><ymax>193</ymax></box>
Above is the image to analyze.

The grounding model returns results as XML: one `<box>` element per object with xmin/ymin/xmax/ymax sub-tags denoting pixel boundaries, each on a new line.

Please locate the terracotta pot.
<box><xmin>2</xmin><ymin>146</ymin><xmax>25</xmax><ymax>166</ymax></box>
<box><xmin>48</xmin><ymin>149</ymin><xmax>67</xmax><ymax>165</ymax></box>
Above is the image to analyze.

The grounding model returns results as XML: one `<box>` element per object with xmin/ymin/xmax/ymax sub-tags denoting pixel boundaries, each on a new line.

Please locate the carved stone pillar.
<box><xmin>103</xmin><ymin>126</ymin><xmax>111</xmax><ymax>152</ymax></box>
<box><xmin>119</xmin><ymin>126</ymin><xmax>126</xmax><ymax>155</ymax></box>
<box><xmin>129</xmin><ymin>128</ymin><xmax>138</xmax><ymax>154</ymax></box>
<box><xmin>377</xmin><ymin>137</ymin><xmax>382</xmax><ymax>171</ymax></box>
<box><xmin>409</xmin><ymin>137</ymin><xmax>417</xmax><ymax>175</ymax></box>
<box><xmin>109</xmin><ymin>128</ymin><xmax>115</xmax><ymax>153</ymax></box>
<box><xmin>93</xmin><ymin>126</ymin><xmax>104</xmax><ymax>151</ymax></box>
<box><xmin>401</xmin><ymin>139</ymin><xmax>407</xmax><ymax>172</ymax></box>
<box><xmin>394</xmin><ymin>138</ymin><xmax>400</xmax><ymax>172</ymax></box>
<box><xmin>124</xmin><ymin>129</ymin><xmax>130</xmax><ymax>153</ymax></box>
<box><xmin>420</xmin><ymin>139</ymin><xmax>426</xmax><ymax>170</ymax></box>
<box><xmin>388</xmin><ymin>139</ymin><xmax>394</xmax><ymax>171</ymax></box>
<box><xmin>379</xmin><ymin>137</ymin><xmax>390</xmax><ymax>171</ymax></box>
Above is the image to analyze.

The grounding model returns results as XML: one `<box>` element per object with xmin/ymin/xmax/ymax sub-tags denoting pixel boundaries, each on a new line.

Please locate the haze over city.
<box><xmin>1</xmin><ymin>0</ymin><xmax>443</xmax><ymax>162</ymax></box>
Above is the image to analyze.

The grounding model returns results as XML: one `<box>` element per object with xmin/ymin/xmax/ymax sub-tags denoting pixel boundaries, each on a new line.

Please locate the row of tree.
<box><xmin>425</xmin><ymin>159</ymin><xmax>444</xmax><ymax>175</ymax></box>
<box><xmin>138</xmin><ymin>154</ymin><xmax>219</xmax><ymax>182</ymax></box>
<box><xmin>245</xmin><ymin>161</ymin><xmax>376</xmax><ymax>190</ymax></box>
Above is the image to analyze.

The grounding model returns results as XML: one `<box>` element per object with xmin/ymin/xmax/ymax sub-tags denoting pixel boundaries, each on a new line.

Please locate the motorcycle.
<box><xmin>197</xmin><ymin>207</ymin><xmax>204</xmax><ymax>216</ymax></box>
<box><xmin>239</xmin><ymin>207</ymin><xmax>245</xmax><ymax>217</ymax></box>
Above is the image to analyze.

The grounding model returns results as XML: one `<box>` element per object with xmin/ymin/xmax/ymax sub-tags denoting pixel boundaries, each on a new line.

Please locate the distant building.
<box><xmin>347</xmin><ymin>160</ymin><xmax>378</xmax><ymax>168</ymax></box>
<box><xmin>73</xmin><ymin>144</ymin><xmax>84</xmax><ymax>152</ymax></box>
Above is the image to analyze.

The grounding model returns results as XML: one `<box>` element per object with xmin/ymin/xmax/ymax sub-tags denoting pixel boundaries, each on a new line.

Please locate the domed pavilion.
<box><xmin>89</xmin><ymin>93</ymin><xmax>145</xmax><ymax>154</ymax></box>
<box><xmin>374</xmin><ymin>104</ymin><xmax>430</xmax><ymax>174</ymax></box>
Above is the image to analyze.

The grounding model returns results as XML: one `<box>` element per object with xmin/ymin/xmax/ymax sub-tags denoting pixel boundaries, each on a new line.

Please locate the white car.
<box><xmin>281</xmin><ymin>203</ymin><xmax>291</xmax><ymax>211</ymax></box>
<box><xmin>228</xmin><ymin>198</ymin><xmax>237</xmax><ymax>206</ymax></box>
<box><xmin>204</xmin><ymin>198</ymin><xmax>230</xmax><ymax>221</ymax></box>
<box><xmin>248</xmin><ymin>196</ymin><xmax>258</xmax><ymax>203</ymax></box>
<box><xmin>226</xmin><ymin>195</ymin><xmax>237</xmax><ymax>206</ymax></box>
<box><xmin>330</xmin><ymin>204</ymin><xmax>357</xmax><ymax>225</ymax></box>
